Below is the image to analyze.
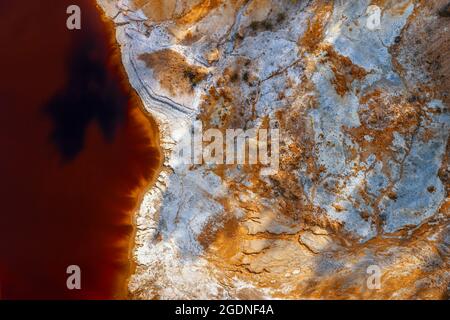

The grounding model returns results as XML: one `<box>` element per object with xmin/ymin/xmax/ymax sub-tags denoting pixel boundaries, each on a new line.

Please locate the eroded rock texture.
<box><xmin>97</xmin><ymin>0</ymin><xmax>450</xmax><ymax>299</ymax></box>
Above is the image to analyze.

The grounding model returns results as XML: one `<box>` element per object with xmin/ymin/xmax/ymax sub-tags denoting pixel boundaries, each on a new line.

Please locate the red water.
<box><xmin>0</xmin><ymin>0</ymin><xmax>161</xmax><ymax>299</ymax></box>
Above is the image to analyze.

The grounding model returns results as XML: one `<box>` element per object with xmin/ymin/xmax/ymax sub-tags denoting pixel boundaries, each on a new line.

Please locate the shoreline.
<box><xmin>95</xmin><ymin>2</ymin><xmax>165</xmax><ymax>299</ymax></box>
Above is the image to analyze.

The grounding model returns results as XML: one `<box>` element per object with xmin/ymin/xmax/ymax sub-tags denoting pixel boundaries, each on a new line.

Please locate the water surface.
<box><xmin>0</xmin><ymin>0</ymin><xmax>161</xmax><ymax>299</ymax></box>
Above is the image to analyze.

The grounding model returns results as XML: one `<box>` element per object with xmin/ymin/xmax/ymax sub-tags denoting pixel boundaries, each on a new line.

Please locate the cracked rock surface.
<box><xmin>98</xmin><ymin>0</ymin><xmax>449</xmax><ymax>299</ymax></box>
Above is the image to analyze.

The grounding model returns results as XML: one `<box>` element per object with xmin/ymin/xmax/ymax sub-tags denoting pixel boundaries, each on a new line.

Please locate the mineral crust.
<box><xmin>97</xmin><ymin>0</ymin><xmax>450</xmax><ymax>299</ymax></box>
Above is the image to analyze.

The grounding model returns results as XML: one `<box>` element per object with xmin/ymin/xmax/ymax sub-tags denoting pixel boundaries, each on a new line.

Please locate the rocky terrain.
<box><xmin>97</xmin><ymin>0</ymin><xmax>449</xmax><ymax>299</ymax></box>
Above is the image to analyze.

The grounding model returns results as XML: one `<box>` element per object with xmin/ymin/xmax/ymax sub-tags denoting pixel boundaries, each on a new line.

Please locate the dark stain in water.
<box><xmin>0</xmin><ymin>0</ymin><xmax>161</xmax><ymax>299</ymax></box>
<box><xmin>46</xmin><ymin>32</ymin><xmax>127</xmax><ymax>161</ymax></box>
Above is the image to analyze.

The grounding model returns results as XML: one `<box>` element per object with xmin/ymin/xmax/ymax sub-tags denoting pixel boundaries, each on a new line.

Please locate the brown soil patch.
<box><xmin>139</xmin><ymin>49</ymin><xmax>208</xmax><ymax>96</ymax></box>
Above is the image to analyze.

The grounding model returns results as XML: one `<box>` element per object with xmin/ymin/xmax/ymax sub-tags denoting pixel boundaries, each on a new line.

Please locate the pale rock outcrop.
<box><xmin>97</xmin><ymin>0</ymin><xmax>449</xmax><ymax>299</ymax></box>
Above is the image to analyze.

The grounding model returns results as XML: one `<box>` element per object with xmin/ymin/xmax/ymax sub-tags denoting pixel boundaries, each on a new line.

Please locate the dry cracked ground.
<box><xmin>98</xmin><ymin>0</ymin><xmax>450</xmax><ymax>299</ymax></box>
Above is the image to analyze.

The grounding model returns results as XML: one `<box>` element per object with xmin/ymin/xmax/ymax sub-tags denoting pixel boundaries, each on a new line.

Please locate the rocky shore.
<box><xmin>97</xmin><ymin>0</ymin><xmax>449</xmax><ymax>299</ymax></box>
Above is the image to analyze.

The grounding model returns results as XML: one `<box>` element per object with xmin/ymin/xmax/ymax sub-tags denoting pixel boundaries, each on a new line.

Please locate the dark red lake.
<box><xmin>0</xmin><ymin>0</ymin><xmax>160</xmax><ymax>299</ymax></box>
